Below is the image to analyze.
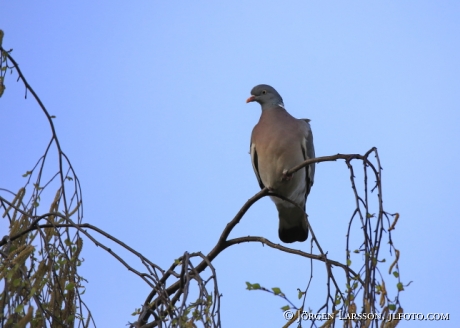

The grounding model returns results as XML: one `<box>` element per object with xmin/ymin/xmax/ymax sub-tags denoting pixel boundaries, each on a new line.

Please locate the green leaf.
<box><xmin>33</xmin><ymin>183</ymin><xmax>43</xmax><ymax>190</ymax></box>
<box><xmin>346</xmin><ymin>259</ymin><xmax>352</xmax><ymax>266</ymax></box>
<box><xmin>13</xmin><ymin>278</ymin><xmax>21</xmax><ymax>287</ymax></box>
<box><xmin>298</xmin><ymin>289</ymin><xmax>304</xmax><ymax>299</ymax></box>
<box><xmin>272</xmin><ymin>287</ymin><xmax>282</xmax><ymax>295</ymax></box>
<box><xmin>15</xmin><ymin>304</ymin><xmax>24</xmax><ymax>313</ymax></box>
<box><xmin>22</xmin><ymin>170</ymin><xmax>32</xmax><ymax>177</ymax></box>
<box><xmin>0</xmin><ymin>79</ymin><xmax>4</xmax><ymax>97</ymax></box>
<box><xmin>397</xmin><ymin>282</ymin><xmax>404</xmax><ymax>291</ymax></box>
<box><xmin>281</xmin><ymin>305</ymin><xmax>290</xmax><ymax>311</ymax></box>
<box><xmin>389</xmin><ymin>304</ymin><xmax>396</xmax><ymax>311</ymax></box>
<box><xmin>245</xmin><ymin>282</ymin><xmax>253</xmax><ymax>290</ymax></box>
<box><xmin>65</xmin><ymin>283</ymin><xmax>75</xmax><ymax>290</ymax></box>
<box><xmin>353</xmin><ymin>249</ymin><xmax>359</xmax><ymax>253</ymax></box>
<box><xmin>252</xmin><ymin>283</ymin><xmax>261</xmax><ymax>290</ymax></box>
<box><xmin>393</xmin><ymin>271</ymin><xmax>399</xmax><ymax>278</ymax></box>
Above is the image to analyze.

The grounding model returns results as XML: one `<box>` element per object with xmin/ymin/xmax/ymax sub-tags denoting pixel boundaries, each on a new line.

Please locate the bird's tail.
<box><xmin>276</xmin><ymin>204</ymin><xmax>308</xmax><ymax>243</ymax></box>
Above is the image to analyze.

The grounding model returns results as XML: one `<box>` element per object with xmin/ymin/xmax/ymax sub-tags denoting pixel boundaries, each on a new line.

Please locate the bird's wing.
<box><xmin>250</xmin><ymin>141</ymin><xmax>265</xmax><ymax>189</ymax></box>
<box><xmin>300</xmin><ymin>119</ymin><xmax>315</xmax><ymax>196</ymax></box>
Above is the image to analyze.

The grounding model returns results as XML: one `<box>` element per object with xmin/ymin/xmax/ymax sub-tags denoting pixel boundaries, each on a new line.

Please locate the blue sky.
<box><xmin>1</xmin><ymin>1</ymin><xmax>459</xmax><ymax>327</ymax></box>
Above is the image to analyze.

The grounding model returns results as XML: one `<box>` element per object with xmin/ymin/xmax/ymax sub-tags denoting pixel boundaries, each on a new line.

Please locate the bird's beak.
<box><xmin>246</xmin><ymin>95</ymin><xmax>256</xmax><ymax>103</ymax></box>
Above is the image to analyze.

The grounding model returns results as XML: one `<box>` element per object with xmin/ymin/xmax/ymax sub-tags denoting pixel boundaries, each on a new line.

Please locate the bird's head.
<box><xmin>246</xmin><ymin>84</ymin><xmax>284</xmax><ymax>110</ymax></box>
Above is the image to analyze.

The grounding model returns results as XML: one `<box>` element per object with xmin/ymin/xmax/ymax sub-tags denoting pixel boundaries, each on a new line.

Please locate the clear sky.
<box><xmin>1</xmin><ymin>1</ymin><xmax>459</xmax><ymax>327</ymax></box>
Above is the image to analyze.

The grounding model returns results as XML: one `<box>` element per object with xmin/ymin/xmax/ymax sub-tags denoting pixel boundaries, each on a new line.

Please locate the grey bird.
<box><xmin>246</xmin><ymin>84</ymin><xmax>315</xmax><ymax>243</ymax></box>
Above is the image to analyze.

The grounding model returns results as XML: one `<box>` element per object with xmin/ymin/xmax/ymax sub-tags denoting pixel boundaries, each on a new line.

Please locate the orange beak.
<box><xmin>246</xmin><ymin>95</ymin><xmax>256</xmax><ymax>103</ymax></box>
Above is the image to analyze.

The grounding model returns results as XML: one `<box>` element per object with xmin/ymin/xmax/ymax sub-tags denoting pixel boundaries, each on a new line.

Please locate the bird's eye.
<box><xmin>262</xmin><ymin>90</ymin><xmax>266</xmax><ymax>94</ymax></box>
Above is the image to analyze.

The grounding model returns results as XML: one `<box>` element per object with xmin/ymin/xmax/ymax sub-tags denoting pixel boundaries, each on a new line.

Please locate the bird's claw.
<box><xmin>282</xmin><ymin>169</ymin><xmax>292</xmax><ymax>181</ymax></box>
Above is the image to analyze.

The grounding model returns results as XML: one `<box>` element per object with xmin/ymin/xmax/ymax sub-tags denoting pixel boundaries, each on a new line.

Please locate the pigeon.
<box><xmin>247</xmin><ymin>84</ymin><xmax>315</xmax><ymax>243</ymax></box>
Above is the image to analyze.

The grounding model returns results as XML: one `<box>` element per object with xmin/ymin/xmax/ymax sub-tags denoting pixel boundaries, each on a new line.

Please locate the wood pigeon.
<box><xmin>247</xmin><ymin>84</ymin><xmax>315</xmax><ymax>243</ymax></box>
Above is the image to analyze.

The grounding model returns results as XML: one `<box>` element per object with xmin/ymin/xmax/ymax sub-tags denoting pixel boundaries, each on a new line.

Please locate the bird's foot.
<box><xmin>282</xmin><ymin>169</ymin><xmax>292</xmax><ymax>181</ymax></box>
